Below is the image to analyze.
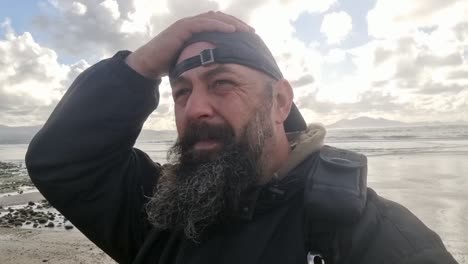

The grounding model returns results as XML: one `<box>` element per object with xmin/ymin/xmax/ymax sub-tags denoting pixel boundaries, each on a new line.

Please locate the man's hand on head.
<box><xmin>125</xmin><ymin>11</ymin><xmax>254</xmax><ymax>80</ymax></box>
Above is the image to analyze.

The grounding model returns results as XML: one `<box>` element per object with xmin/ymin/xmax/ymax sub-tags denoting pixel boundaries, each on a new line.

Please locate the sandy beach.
<box><xmin>0</xmin><ymin>228</ymin><xmax>115</xmax><ymax>264</ymax></box>
<box><xmin>0</xmin><ymin>193</ymin><xmax>116</xmax><ymax>264</ymax></box>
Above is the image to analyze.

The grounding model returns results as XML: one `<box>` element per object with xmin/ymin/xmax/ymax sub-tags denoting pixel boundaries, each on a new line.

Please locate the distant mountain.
<box><xmin>0</xmin><ymin>124</ymin><xmax>176</xmax><ymax>144</ymax></box>
<box><xmin>0</xmin><ymin>125</ymin><xmax>42</xmax><ymax>144</ymax></box>
<box><xmin>2</xmin><ymin>118</ymin><xmax>466</xmax><ymax>143</ymax></box>
<box><xmin>137</xmin><ymin>129</ymin><xmax>176</xmax><ymax>143</ymax></box>
<box><xmin>327</xmin><ymin>117</ymin><xmax>407</xmax><ymax>128</ymax></box>
<box><xmin>327</xmin><ymin>117</ymin><xmax>468</xmax><ymax>128</ymax></box>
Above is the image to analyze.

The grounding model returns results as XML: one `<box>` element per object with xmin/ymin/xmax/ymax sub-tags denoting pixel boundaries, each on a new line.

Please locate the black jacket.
<box><xmin>26</xmin><ymin>51</ymin><xmax>457</xmax><ymax>264</ymax></box>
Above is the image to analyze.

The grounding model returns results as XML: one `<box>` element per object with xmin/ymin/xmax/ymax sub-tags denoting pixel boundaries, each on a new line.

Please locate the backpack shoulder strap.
<box><xmin>304</xmin><ymin>145</ymin><xmax>367</xmax><ymax>264</ymax></box>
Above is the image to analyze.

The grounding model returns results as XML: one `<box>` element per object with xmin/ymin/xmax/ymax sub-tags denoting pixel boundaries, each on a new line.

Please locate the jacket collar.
<box><xmin>234</xmin><ymin>152</ymin><xmax>320</xmax><ymax>221</ymax></box>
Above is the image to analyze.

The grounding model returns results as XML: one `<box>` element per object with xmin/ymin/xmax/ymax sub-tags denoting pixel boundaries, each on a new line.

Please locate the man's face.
<box><xmin>170</xmin><ymin>42</ymin><xmax>278</xmax><ymax>161</ymax></box>
<box><xmin>144</xmin><ymin>42</ymin><xmax>281</xmax><ymax>240</ymax></box>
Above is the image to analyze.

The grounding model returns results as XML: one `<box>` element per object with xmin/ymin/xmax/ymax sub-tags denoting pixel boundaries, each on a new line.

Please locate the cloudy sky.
<box><xmin>1</xmin><ymin>0</ymin><xmax>467</xmax><ymax>129</ymax></box>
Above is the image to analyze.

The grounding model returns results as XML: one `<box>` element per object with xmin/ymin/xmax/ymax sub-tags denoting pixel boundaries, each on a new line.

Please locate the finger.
<box><xmin>210</xmin><ymin>11</ymin><xmax>251</xmax><ymax>32</ymax></box>
<box><xmin>212</xmin><ymin>12</ymin><xmax>252</xmax><ymax>32</ymax></box>
<box><xmin>195</xmin><ymin>11</ymin><xmax>251</xmax><ymax>32</ymax></box>
<box><xmin>187</xmin><ymin>18</ymin><xmax>236</xmax><ymax>34</ymax></box>
<box><xmin>215</xmin><ymin>11</ymin><xmax>255</xmax><ymax>32</ymax></box>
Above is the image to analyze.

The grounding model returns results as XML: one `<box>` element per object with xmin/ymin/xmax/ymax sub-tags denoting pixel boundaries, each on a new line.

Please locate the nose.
<box><xmin>184</xmin><ymin>86</ymin><xmax>215</xmax><ymax>121</ymax></box>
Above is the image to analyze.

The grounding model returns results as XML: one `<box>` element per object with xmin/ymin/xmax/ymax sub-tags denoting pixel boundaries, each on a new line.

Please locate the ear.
<box><xmin>273</xmin><ymin>79</ymin><xmax>294</xmax><ymax>125</ymax></box>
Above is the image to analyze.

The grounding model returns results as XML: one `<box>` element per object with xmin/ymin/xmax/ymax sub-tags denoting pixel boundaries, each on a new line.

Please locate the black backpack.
<box><xmin>304</xmin><ymin>146</ymin><xmax>367</xmax><ymax>264</ymax></box>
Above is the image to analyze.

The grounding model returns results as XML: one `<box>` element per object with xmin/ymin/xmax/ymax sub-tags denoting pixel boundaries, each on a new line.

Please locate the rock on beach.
<box><xmin>0</xmin><ymin>194</ymin><xmax>73</xmax><ymax>231</ymax></box>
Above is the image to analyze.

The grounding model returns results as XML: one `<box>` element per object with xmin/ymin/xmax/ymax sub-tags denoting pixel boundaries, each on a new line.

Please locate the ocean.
<box><xmin>0</xmin><ymin>124</ymin><xmax>467</xmax><ymax>262</ymax></box>
<box><xmin>1</xmin><ymin>124</ymin><xmax>467</xmax><ymax>163</ymax></box>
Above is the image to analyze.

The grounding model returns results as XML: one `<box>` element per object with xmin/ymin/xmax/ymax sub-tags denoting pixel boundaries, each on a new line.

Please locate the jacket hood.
<box><xmin>274</xmin><ymin>123</ymin><xmax>326</xmax><ymax>180</ymax></box>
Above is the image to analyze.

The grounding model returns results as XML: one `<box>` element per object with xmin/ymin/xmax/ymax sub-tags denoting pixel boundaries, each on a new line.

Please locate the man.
<box><xmin>26</xmin><ymin>11</ymin><xmax>457</xmax><ymax>264</ymax></box>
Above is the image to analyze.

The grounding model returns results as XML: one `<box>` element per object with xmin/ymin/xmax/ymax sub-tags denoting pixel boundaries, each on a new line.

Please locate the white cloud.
<box><xmin>367</xmin><ymin>0</ymin><xmax>468</xmax><ymax>39</ymax></box>
<box><xmin>340</xmin><ymin>30</ymin><xmax>468</xmax><ymax>122</ymax></box>
<box><xmin>32</xmin><ymin>0</ymin><xmax>338</xmax><ymax>61</ymax></box>
<box><xmin>71</xmin><ymin>2</ymin><xmax>87</xmax><ymax>15</ymax></box>
<box><xmin>223</xmin><ymin>0</ymin><xmax>336</xmax><ymax>22</ymax></box>
<box><xmin>2</xmin><ymin>0</ymin><xmax>468</xmax><ymax>128</ymax></box>
<box><xmin>101</xmin><ymin>0</ymin><xmax>121</xmax><ymax>20</ymax></box>
<box><xmin>2</xmin><ymin>0</ymin><xmax>336</xmax><ymax>128</ymax></box>
<box><xmin>33</xmin><ymin>0</ymin><xmax>152</xmax><ymax>61</ymax></box>
<box><xmin>143</xmin><ymin>78</ymin><xmax>175</xmax><ymax>130</ymax></box>
<box><xmin>304</xmin><ymin>0</ymin><xmax>468</xmax><ymax>124</ymax></box>
<box><xmin>320</xmin><ymin>11</ymin><xmax>352</xmax><ymax>44</ymax></box>
<box><xmin>0</xmin><ymin>19</ymin><xmax>88</xmax><ymax>126</ymax></box>
<box><xmin>324</xmin><ymin>48</ymin><xmax>346</xmax><ymax>64</ymax></box>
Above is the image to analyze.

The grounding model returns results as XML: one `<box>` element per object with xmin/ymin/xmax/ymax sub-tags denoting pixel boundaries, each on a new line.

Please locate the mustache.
<box><xmin>178</xmin><ymin>121</ymin><xmax>235</xmax><ymax>151</ymax></box>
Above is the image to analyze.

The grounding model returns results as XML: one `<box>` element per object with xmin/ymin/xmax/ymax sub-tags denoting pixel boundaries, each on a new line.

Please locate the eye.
<box><xmin>212</xmin><ymin>79</ymin><xmax>236</xmax><ymax>90</ymax></box>
<box><xmin>173</xmin><ymin>88</ymin><xmax>191</xmax><ymax>101</ymax></box>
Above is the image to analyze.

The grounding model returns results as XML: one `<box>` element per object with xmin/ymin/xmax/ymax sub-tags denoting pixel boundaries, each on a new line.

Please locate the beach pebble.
<box><xmin>41</xmin><ymin>200</ymin><xmax>51</xmax><ymax>208</ymax></box>
<box><xmin>0</xmin><ymin>197</ymin><xmax>65</xmax><ymax>231</ymax></box>
<box><xmin>18</xmin><ymin>209</ymin><xmax>27</xmax><ymax>215</ymax></box>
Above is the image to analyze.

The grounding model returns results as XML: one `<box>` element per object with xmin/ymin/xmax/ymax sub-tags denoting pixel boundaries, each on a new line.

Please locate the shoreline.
<box><xmin>0</xmin><ymin>191</ymin><xmax>44</xmax><ymax>207</ymax></box>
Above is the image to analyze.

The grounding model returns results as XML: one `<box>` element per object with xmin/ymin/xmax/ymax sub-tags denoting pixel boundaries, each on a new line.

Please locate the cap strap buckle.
<box><xmin>200</xmin><ymin>49</ymin><xmax>215</xmax><ymax>66</ymax></box>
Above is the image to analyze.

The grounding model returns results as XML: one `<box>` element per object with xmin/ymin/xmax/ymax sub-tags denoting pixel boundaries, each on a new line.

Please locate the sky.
<box><xmin>0</xmin><ymin>0</ymin><xmax>467</xmax><ymax>130</ymax></box>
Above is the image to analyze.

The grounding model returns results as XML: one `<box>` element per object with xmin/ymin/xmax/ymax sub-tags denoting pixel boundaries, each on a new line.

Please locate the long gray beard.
<box><xmin>145</xmin><ymin>109</ymin><xmax>273</xmax><ymax>241</ymax></box>
<box><xmin>146</xmin><ymin>148</ymin><xmax>255</xmax><ymax>241</ymax></box>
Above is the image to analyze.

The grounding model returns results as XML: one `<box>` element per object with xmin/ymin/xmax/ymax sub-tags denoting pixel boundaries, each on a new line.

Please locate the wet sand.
<box><xmin>0</xmin><ymin>193</ymin><xmax>116</xmax><ymax>264</ymax></box>
<box><xmin>0</xmin><ymin>192</ymin><xmax>44</xmax><ymax>207</ymax></box>
<box><xmin>368</xmin><ymin>153</ymin><xmax>468</xmax><ymax>264</ymax></box>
